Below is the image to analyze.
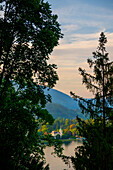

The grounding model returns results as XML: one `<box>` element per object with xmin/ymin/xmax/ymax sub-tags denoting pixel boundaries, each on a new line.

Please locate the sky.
<box><xmin>45</xmin><ymin>0</ymin><xmax>113</xmax><ymax>98</ymax></box>
<box><xmin>1</xmin><ymin>1</ymin><xmax>113</xmax><ymax>98</ymax></box>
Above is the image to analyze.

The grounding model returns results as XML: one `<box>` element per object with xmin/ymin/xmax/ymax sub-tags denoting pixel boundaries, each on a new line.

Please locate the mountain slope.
<box><xmin>46</xmin><ymin>102</ymin><xmax>85</xmax><ymax>119</ymax></box>
<box><xmin>44</xmin><ymin>88</ymin><xmax>85</xmax><ymax>119</ymax></box>
<box><xmin>44</xmin><ymin>88</ymin><xmax>79</xmax><ymax>110</ymax></box>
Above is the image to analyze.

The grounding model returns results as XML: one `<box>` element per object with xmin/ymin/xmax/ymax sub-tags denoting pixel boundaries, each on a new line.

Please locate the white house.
<box><xmin>51</xmin><ymin>129</ymin><xmax>63</xmax><ymax>139</ymax></box>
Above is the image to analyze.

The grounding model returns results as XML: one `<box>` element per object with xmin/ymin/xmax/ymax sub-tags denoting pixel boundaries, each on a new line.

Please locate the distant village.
<box><xmin>38</xmin><ymin>118</ymin><xmax>90</xmax><ymax>140</ymax></box>
<box><xmin>51</xmin><ymin>129</ymin><xmax>63</xmax><ymax>139</ymax></box>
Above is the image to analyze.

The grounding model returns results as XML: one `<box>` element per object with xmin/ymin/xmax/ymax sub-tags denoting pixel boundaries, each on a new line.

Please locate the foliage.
<box><xmin>39</xmin><ymin>118</ymin><xmax>81</xmax><ymax>138</ymax></box>
<box><xmin>0</xmin><ymin>0</ymin><xmax>63</xmax><ymax>87</ymax></box>
<box><xmin>46</xmin><ymin>102</ymin><xmax>84</xmax><ymax>120</ymax></box>
<box><xmin>0</xmin><ymin>0</ymin><xmax>63</xmax><ymax>169</ymax></box>
<box><xmin>70</xmin><ymin>33</ymin><xmax>113</xmax><ymax>169</ymax></box>
<box><xmin>0</xmin><ymin>81</ymin><xmax>54</xmax><ymax>169</ymax></box>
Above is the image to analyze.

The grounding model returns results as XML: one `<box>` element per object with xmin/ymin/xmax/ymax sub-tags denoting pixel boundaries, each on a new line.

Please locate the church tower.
<box><xmin>59</xmin><ymin>128</ymin><xmax>62</xmax><ymax>137</ymax></box>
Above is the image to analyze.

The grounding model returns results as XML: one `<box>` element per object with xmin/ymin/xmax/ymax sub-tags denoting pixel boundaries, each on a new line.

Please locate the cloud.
<box><xmin>62</xmin><ymin>24</ymin><xmax>80</xmax><ymax>33</ymax></box>
<box><xmin>55</xmin><ymin>2</ymin><xmax>113</xmax><ymax>47</ymax></box>
<box><xmin>55</xmin><ymin>2</ymin><xmax>113</xmax><ymax>24</ymax></box>
<box><xmin>47</xmin><ymin>0</ymin><xmax>113</xmax><ymax>98</ymax></box>
<box><xmin>50</xmin><ymin>31</ymin><xmax>113</xmax><ymax>97</ymax></box>
<box><xmin>50</xmin><ymin>31</ymin><xmax>113</xmax><ymax>73</ymax></box>
<box><xmin>55</xmin><ymin>31</ymin><xmax>113</xmax><ymax>50</ymax></box>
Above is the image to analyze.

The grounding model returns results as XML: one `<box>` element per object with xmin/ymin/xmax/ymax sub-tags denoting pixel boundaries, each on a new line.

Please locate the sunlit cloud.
<box><xmin>54</xmin><ymin>32</ymin><xmax>113</xmax><ymax>51</ymax></box>
<box><xmin>47</xmin><ymin>0</ymin><xmax>113</xmax><ymax>98</ymax></box>
<box><xmin>50</xmin><ymin>31</ymin><xmax>113</xmax><ymax>98</ymax></box>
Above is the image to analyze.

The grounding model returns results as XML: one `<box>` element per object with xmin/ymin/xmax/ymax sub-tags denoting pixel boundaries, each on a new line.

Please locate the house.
<box><xmin>51</xmin><ymin>129</ymin><xmax>62</xmax><ymax>139</ymax></box>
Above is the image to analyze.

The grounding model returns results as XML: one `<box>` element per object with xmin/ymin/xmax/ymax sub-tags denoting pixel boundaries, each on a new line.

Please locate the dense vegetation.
<box><xmin>0</xmin><ymin>1</ymin><xmax>113</xmax><ymax>170</ymax></box>
<box><xmin>46</xmin><ymin>103</ymin><xmax>85</xmax><ymax>119</ymax></box>
<box><xmin>0</xmin><ymin>0</ymin><xmax>63</xmax><ymax>169</ymax></box>
<box><xmin>38</xmin><ymin>118</ymin><xmax>79</xmax><ymax>138</ymax></box>
<box><xmin>39</xmin><ymin>118</ymin><xmax>96</xmax><ymax>139</ymax></box>
<box><xmin>70</xmin><ymin>33</ymin><xmax>113</xmax><ymax>170</ymax></box>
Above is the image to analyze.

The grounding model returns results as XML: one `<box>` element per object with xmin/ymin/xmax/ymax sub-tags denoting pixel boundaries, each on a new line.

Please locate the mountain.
<box><xmin>44</xmin><ymin>88</ymin><xmax>85</xmax><ymax>119</ymax></box>
<box><xmin>44</xmin><ymin>88</ymin><xmax>79</xmax><ymax>110</ymax></box>
<box><xmin>46</xmin><ymin>103</ymin><xmax>85</xmax><ymax>119</ymax></box>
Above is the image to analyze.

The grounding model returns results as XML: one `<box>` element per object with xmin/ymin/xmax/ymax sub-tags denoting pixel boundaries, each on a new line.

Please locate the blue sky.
<box><xmin>0</xmin><ymin>1</ymin><xmax>113</xmax><ymax>98</ymax></box>
<box><xmin>46</xmin><ymin>0</ymin><xmax>113</xmax><ymax>98</ymax></box>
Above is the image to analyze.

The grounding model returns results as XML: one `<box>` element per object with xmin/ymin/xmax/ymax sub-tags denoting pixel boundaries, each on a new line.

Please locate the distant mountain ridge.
<box><xmin>44</xmin><ymin>88</ymin><xmax>79</xmax><ymax>110</ymax></box>
<box><xmin>45</xmin><ymin>102</ymin><xmax>85</xmax><ymax>120</ymax></box>
<box><xmin>44</xmin><ymin>88</ymin><xmax>85</xmax><ymax>119</ymax></box>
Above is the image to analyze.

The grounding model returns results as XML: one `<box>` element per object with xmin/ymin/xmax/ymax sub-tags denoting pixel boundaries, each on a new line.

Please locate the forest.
<box><xmin>38</xmin><ymin>118</ymin><xmax>94</xmax><ymax>139</ymax></box>
<box><xmin>38</xmin><ymin>118</ymin><xmax>80</xmax><ymax>139</ymax></box>
<box><xmin>0</xmin><ymin>0</ymin><xmax>113</xmax><ymax>170</ymax></box>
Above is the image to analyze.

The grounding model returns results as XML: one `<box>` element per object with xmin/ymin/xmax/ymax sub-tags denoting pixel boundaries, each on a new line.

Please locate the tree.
<box><xmin>0</xmin><ymin>0</ymin><xmax>63</xmax><ymax>88</ymax></box>
<box><xmin>70</xmin><ymin>124</ymin><xmax>76</xmax><ymax>130</ymax></box>
<box><xmin>0</xmin><ymin>82</ymin><xmax>55</xmax><ymax>169</ymax></box>
<box><xmin>0</xmin><ymin>0</ymin><xmax>63</xmax><ymax>169</ymax></box>
<box><xmin>70</xmin><ymin>33</ymin><xmax>113</xmax><ymax>169</ymax></box>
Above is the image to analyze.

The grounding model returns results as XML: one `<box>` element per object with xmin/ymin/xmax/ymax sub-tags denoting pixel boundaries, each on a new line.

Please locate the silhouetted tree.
<box><xmin>70</xmin><ymin>32</ymin><xmax>113</xmax><ymax>170</ymax></box>
<box><xmin>0</xmin><ymin>0</ymin><xmax>63</xmax><ymax>169</ymax></box>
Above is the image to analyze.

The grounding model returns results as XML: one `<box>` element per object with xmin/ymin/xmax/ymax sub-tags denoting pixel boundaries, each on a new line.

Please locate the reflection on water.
<box><xmin>63</xmin><ymin>141</ymin><xmax>72</xmax><ymax>146</ymax></box>
<box><xmin>44</xmin><ymin>141</ymin><xmax>82</xmax><ymax>170</ymax></box>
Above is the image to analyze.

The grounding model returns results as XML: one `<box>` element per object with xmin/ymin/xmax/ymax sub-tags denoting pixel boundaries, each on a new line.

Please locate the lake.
<box><xmin>45</xmin><ymin>140</ymin><xmax>82</xmax><ymax>170</ymax></box>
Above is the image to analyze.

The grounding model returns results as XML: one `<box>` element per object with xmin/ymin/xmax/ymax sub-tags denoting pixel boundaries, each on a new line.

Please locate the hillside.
<box><xmin>44</xmin><ymin>88</ymin><xmax>86</xmax><ymax>119</ymax></box>
<box><xmin>46</xmin><ymin>102</ymin><xmax>85</xmax><ymax>119</ymax></box>
<box><xmin>44</xmin><ymin>88</ymin><xmax>79</xmax><ymax>110</ymax></box>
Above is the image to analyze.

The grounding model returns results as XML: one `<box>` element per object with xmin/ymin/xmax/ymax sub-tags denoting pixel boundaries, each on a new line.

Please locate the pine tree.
<box><xmin>70</xmin><ymin>32</ymin><xmax>113</xmax><ymax>170</ymax></box>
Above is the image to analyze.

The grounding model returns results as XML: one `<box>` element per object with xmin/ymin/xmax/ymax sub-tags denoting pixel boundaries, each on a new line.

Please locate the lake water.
<box><xmin>45</xmin><ymin>140</ymin><xmax>82</xmax><ymax>170</ymax></box>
